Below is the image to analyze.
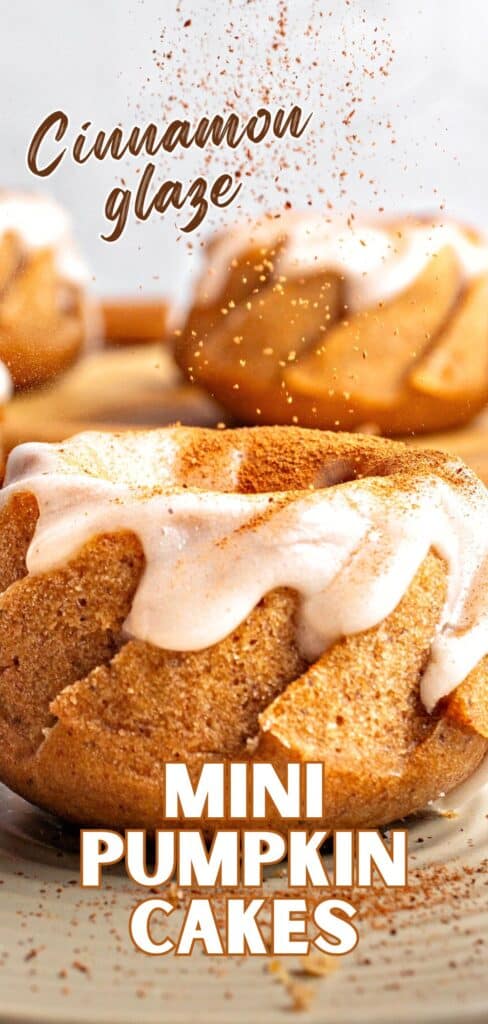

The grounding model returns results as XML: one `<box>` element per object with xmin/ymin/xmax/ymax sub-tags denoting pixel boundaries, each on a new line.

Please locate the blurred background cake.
<box><xmin>0</xmin><ymin>193</ymin><xmax>226</xmax><ymax>450</ymax></box>
<box><xmin>0</xmin><ymin>192</ymin><xmax>95</xmax><ymax>389</ymax></box>
<box><xmin>175</xmin><ymin>212</ymin><xmax>488</xmax><ymax>436</ymax></box>
<box><xmin>0</xmin><ymin>359</ymin><xmax>12</xmax><ymax>477</ymax></box>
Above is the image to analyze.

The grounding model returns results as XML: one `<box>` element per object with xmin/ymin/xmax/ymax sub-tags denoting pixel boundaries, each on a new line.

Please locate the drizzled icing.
<box><xmin>1</xmin><ymin>430</ymin><xmax>487</xmax><ymax>714</ymax></box>
<box><xmin>0</xmin><ymin>191</ymin><xmax>89</xmax><ymax>285</ymax></box>
<box><xmin>196</xmin><ymin>213</ymin><xmax>488</xmax><ymax>311</ymax></box>
<box><xmin>0</xmin><ymin>361</ymin><xmax>12</xmax><ymax>404</ymax></box>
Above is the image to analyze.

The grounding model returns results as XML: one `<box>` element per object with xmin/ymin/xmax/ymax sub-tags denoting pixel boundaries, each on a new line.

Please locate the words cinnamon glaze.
<box><xmin>26</xmin><ymin>106</ymin><xmax>313</xmax><ymax>241</ymax></box>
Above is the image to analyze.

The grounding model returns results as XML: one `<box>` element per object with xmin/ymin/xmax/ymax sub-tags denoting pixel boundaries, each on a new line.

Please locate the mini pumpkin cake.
<box><xmin>0</xmin><ymin>425</ymin><xmax>486</xmax><ymax>829</ymax></box>
<box><xmin>175</xmin><ymin>214</ymin><xmax>488</xmax><ymax>435</ymax></box>
<box><xmin>0</xmin><ymin>191</ymin><xmax>94</xmax><ymax>389</ymax></box>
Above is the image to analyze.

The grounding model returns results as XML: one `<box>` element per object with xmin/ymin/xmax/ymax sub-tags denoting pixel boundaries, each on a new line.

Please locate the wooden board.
<box><xmin>3</xmin><ymin>344</ymin><xmax>227</xmax><ymax>450</ymax></box>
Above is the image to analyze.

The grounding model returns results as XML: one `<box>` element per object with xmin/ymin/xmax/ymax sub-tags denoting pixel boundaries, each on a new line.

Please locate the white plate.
<box><xmin>0</xmin><ymin>783</ymin><xmax>487</xmax><ymax>1024</ymax></box>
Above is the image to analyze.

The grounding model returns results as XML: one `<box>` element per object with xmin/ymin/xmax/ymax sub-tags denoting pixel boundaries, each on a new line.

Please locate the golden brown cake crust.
<box><xmin>0</xmin><ymin>425</ymin><xmax>486</xmax><ymax>829</ymax></box>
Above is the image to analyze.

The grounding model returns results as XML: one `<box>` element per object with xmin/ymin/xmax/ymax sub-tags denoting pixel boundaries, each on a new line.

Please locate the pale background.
<box><xmin>2</xmin><ymin>0</ymin><xmax>487</xmax><ymax>303</ymax></box>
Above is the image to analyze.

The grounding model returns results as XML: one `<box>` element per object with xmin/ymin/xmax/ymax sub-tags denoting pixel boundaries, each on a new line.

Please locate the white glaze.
<box><xmin>196</xmin><ymin>213</ymin><xmax>488</xmax><ymax>311</ymax></box>
<box><xmin>0</xmin><ymin>361</ymin><xmax>12</xmax><ymax>404</ymax></box>
<box><xmin>0</xmin><ymin>191</ymin><xmax>89</xmax><ymax>285</ymax></box>
<box><xmin>1</xmin><ymin>430</ymin><xmax>487</xmax><ymax>715</ymax></box>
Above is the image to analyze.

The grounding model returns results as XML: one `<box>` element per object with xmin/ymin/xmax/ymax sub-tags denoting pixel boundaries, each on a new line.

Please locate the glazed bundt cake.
<box><xmin>0</xmin><ymin>192</ymin><xmax>94</xmax><ymax>388</ymax></box>
<box><xmin>175</xmin><ymin>214</ymin><xmax>488</xmax><ymax>435</ymax></box>
<box><xmin>0</xmin><ymin>425</ymin><xmax>486</xmax><ymax>828</ymax></box>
